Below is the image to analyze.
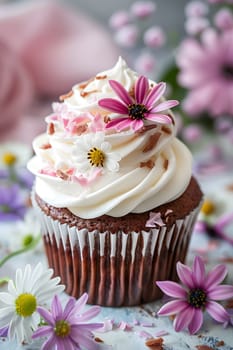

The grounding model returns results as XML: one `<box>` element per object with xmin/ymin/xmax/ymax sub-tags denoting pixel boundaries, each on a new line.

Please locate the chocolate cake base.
<box><xmin>34</xmin><ymin>177</ymin><xmax>202</xmax><ymax>306</ymax></box>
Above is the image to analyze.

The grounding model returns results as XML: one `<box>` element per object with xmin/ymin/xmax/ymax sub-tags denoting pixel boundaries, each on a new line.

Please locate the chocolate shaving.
<box><xmin>75</xmin><ymin>124</ymin><xmax>88</xmax><ymax>135</ymax></box>
<box><xmin>145</xmin><ymin>337</ymin><xmax>164</xmax><ymax>350</ymax></box>
<box><xmin>216</xmin><ymin>340</ymin><xmax>224</xmax><ymax>347</ymax></box>
<box><xmin>79</xmin><ymin>78</ymin><xmax>94</xmax><ymax>90</ymax></box>
<box><xmin>140</xmin><ymin>160</ymin><xmax>155</xmax><ymax>169</ymax></box>
<box><xmin>40</xmin><ymin>143</ymin><xmax>52</xmax><ymax>150</ymax></box>
<box><xmin>129</xmin><ymin>86</ymin><xmax>135</xmax><ymax>98</ymax></box>
<box><xmin>80</xmin><ymin>90</ymin><xmax>97</xmax><ymax>98</ymax></box>
<box><xmin>163</xmin><ymin>159</ymin><xmax>169</xmax><ymax>170</ymax></box>
<box><xmin>143</xmin><ymin>132</ymin><xmax>161</xmax><ymax>152</ymax></box>
<box><xmin>59</xmin><ymin>90</ymin><xmax>73</xmax><ymax>101</ymax></box>
<box><xmin>137</xmin><ymin>124</ymin><xmax>158</xmax><ymax>135</ymax></box>
<box><xmin>96</xmin><ymin>75</ymin><xmax>107</xmax><ymax>80</ymax></box>
<box><xmin>104</xmin><ymin>115</ymin><xmax>111</xmax><ymax>124</ymax></box>
<box><xmin>94</xmin><ymin>337</ymin><xmax>104</xmax><ymax>343</ymax></box>
<box><xmin>56</xmin><ymin>169</ymin><xmax>70</xmax><ymax>181</ymax></box>
<box><xmin>47</xmin><ymin>123</ymin><xmax>55</xmax><ymax>135</ymax></box>
<box><xmin>161</xmin><ymin>125</ymin><xmax>172</xmax><ymax>134</ymax></box>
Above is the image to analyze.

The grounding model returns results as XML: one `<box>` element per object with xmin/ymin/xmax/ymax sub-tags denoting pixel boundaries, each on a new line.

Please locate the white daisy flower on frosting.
<box><xmin>0</xmin><ymin>263</ymin><xmax>64</xmax><ymax>343</ymax></box>
<box><xmin>73</xmin><ymin>132</ymin><xmax>121</xmax><ymax>174</ymax></box>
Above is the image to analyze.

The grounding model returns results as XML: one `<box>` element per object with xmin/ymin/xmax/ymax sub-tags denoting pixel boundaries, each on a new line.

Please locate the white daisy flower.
<box><xmin>73</xmin><ymin>132</ymin><xmax>121</xmax><ymax>174</ymax></box>
<box><xmin>0</xmin><ymin>263</ymin><xmax>64</xmax><ymax>343</ymax></box>
<box><xmin>7</xmin><ymin>209</ymin><xmax>42</xmax><ymax>253</ymax></box>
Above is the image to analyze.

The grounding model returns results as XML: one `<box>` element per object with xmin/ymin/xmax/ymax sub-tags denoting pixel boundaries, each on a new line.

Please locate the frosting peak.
<box><xmin>28</xmin><ymin>57</ymin><xmax>192</xmax><ymax>218</ymax></box>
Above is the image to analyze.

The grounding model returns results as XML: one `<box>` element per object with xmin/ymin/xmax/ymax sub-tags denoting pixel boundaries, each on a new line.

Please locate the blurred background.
<box><xmin>0</xmin><ymin>0</ymin><xmax>233</xmax><ymax>155</ymax></box>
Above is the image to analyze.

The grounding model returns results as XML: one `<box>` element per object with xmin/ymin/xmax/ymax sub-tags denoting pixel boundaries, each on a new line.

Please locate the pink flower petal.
<box><xmin>177</xmin><ymin>262</ymin><xmax>195</xmax><ymax>289</ymax></box>
<box><xmin>131</xmin><ymin>119</ymin><xmax>144</xmax><ymax>131</ymax></box>
<box><xmin>208</xmin><ymin>285</ymin><xmax>233</xmax><ymax>300</ymax></box>
<box><xmin>205</xmin><ymin>264</ymin><xmax>228</xmax><ymax>290</ymax></box>
<box><xmin>188</xmin><ymin>308</ymin><xmax>203</xmax><ymax>334</ymax></box>
<box><xmin>156</xmin><ymin>281</ymin><xmax>187</xmax><ymax>298</ymax></box>
<box><xmin>206</xmin><ymin>301</ymin><xmax>230</xmax><ymax>323</ymax></box>
<box><xmin>36</xmin><ymin>307</ymin><xmax>55</xmax><ymax>326</ymax></box>
<box><xmin>144</xmin><ymin>82</ymin><xmax>166</xmax><ymax>107</ymax></box>
<box><xmin>192</xmin><ymin>256</ymin><xmax>206</xmax><ymax>287</ymax></box>
<box><xmin>106</xmin><ymin>117</ymin><xmax>131</xmax><ymax>131</ymax></box>
<box><xmin>151</xmin><ymin>100</ymin><xmax>179</xmax><ymax>113</ymax></box>
<box><xmin>157</xmin><ymin>300</ymin><xmax>188</xmax><ymax>316</ymax></box>
<box><xmin>146</xmin><ymin>113</ymin><xmax>172</xmax><ymax>124</ymax></box>
<box><xmin>174</xmin><ymin>307</ymin><xmax>194</xmax><ymax>332</ymax></box>
<box><xmin>78</xmin><ymin>306</ymin><xmax>101</xmax><ymax>321</ymax></box>
<box><xmin>74</xmin><ymin>292</ymin><xmax>88</xmax><ymax>314</ymax></box>
<box><xmin>51</xmin><ymin>295</ymin><xmax>63</xmax><ymax>318</ymax></box>
<box><xmin>109</xmin><ymin>80</ymin><xmax>132</xmax><ymax>105</ymax></box>
<box><xmin>135</xmin><ymin>75</ymin><xmax>149</xmax><ymax>104</ymax></box>
<box><xmin>115</xmin><ymin>118</ymin><xmax>133</xmax><ymax>131</ymax></box>
<box><xmin>99</xmin><ymin>98</ymin><xmax>128</xmax><ymax>114</ymax></box>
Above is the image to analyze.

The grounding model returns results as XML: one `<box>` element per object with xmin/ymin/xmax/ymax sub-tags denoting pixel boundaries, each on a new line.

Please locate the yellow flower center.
<box><xmin>15</xmin><ymin>293</ymin><xmax>37</xmax><ymax>317</ymax></box>
<box><xmin>22</xmin><ymin>234</ymin><xmax>34</xmax><ymax>248</ymax></box>
<box><xmin>54</xmin><ymin>320</ymin><xmax>71</xmax><ymax>337</ymax></box>
<box><xmin>201</xmin><ymin>200</ymin><xmax>215</xmax><ymax>216</ymax></box>
<box><xmin>87</xmin><ymin>147</ymin><xmax>105</xmax><ymax>167</ymax></box>
<box><xmin>2</xmin><ymin>152</ymin><xmax>17</xmax><ymax>166</ymax></box>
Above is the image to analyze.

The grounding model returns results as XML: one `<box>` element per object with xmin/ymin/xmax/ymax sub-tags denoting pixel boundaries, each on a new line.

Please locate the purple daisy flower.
<box><xmin>98</xmin><ymin>76</ymin><xmax>178</xmax><ymax>131</ymax></box>
<box><xmin>156</xmin><ymin>256</ymin><xmax>233</xmax><ymax>334</ymax></box>
<box><xmin>0</xmin><ymin>184</ymin><xmax>26</xmax><ymax>221</ymax></box>
<box><xmin>32</xmin><ymin>293</ymin><xmax>109</xmax><ymax>350</ymax></box>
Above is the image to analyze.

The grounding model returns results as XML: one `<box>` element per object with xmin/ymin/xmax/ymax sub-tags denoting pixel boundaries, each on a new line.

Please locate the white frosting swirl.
<box><xmin>28</xmin><ymin>57</ymin><xmax>192</xmax><ymax>219</ymax></box>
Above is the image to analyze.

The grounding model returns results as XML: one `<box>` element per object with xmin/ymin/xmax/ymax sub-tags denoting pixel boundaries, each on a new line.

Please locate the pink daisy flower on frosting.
<box><xmin>98</xmin><ymin>76</ymin><xmax>178</xmax><ymax>131</ymax></box>
<box><xmin>156</xmin><ymin>256</ymin><xmax>233</xmax><ymax>334</ymax></box>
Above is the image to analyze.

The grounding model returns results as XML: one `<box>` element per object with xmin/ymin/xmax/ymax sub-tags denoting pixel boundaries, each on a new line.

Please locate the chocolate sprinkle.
<box><xmin>143</xmin><ymin>132</ymin><xmax>161</xmax><ymax>152</ymax></box>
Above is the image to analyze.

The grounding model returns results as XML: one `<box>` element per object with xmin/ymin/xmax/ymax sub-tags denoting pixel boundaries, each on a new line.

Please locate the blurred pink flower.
<box><xmin>185</xmin><ymin>17</ymin><xmax>209</xmax><ymax>35</ymax></box>
<box><xmin>130</xmin><ymin>1</ymin><xmax>156</xmax><ymax>19</ymax></box>
<box><xmin>114</xmin><ymin>25</ymin><xmax>139</xmax><ymax>47</ymax></box>
<box><xmin>0</xmin><ymin>41</ymin><xmax>34</xmax><ymax>131</ymax></box>
<box><xmin>182</xmin><ymin>124</ymin><xmax>203</xmax><ymax>143</ymax></box>
<box><xmin>214</xmin><ymin>8</ymin><xmax>233</xmax><ymax>31</ymax></box>
<box><xmin>109</xmin><ymin>10</ymin><xmax>131</xmax><ymax>29</ymax></box>
<box><xmin>185</xmin><ymin>1</ymin><xmax>209</xmax><ymax>17</ymax></box>
<box><xmin>134</xmin><ymin>52</ymin><xmax>156</xmax><ymax>74</ymax></box>
<box><xmin>143</xmin><ymin>26</ymin><xmax>166</xmax><ymax>48</ymax></box>
<box><xmin>176</xmin><ymin>28</ymin><xmax>233</xmax><ymax>116</ymax></box>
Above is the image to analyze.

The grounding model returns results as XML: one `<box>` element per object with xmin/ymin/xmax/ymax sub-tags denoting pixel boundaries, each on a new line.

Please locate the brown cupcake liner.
<box><xmin>34</xmin><ymin>200</ymin><xmax>202</xmax><ymax>306</ymax></box>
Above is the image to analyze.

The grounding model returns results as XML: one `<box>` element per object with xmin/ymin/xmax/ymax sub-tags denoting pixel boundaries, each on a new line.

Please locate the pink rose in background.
<box><xmin>0</xmin><ymin>0</ymin><xmax>119</xmax><ymax>142</ymax></box>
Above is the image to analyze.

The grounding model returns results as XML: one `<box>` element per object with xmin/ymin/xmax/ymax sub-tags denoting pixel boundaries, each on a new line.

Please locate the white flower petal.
<box><xmin>0</xmin><ymin>292</ymin><xmax>15</xmax><ymax>305</ymax></box>
<box><xmin>0</xmin><ymin>308</ymin><xmax>15</xmax><ymax>327</ymax></box>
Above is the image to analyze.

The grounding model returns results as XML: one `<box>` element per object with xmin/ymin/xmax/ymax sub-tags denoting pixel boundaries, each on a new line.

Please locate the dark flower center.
<box><xmin>222</xmin><ymin>64</ymin><xmax>233</xmax><ymax>80</ymax></box>
<box><xmin>188</xmin><ymin>288</ymin><xmax>206</xmax><ymax>309</ymax></box>
<box><xmin>128</xmin><ymin>103</ymin><xmax>148</xmax><ymax>120</ymax></box>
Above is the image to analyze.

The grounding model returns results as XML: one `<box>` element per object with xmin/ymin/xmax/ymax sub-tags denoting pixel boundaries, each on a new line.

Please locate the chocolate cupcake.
<box><xmin>28</xmin><ymin>57</ymin><xmax>203</xmax><ymax>306</ymax></box>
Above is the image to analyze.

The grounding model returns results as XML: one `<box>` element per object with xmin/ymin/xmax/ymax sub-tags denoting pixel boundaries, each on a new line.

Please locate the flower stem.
<box><xmin>0</xmin><ymin>235</ymin><xmax>41</xmax><ymax>268</ymax></box>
